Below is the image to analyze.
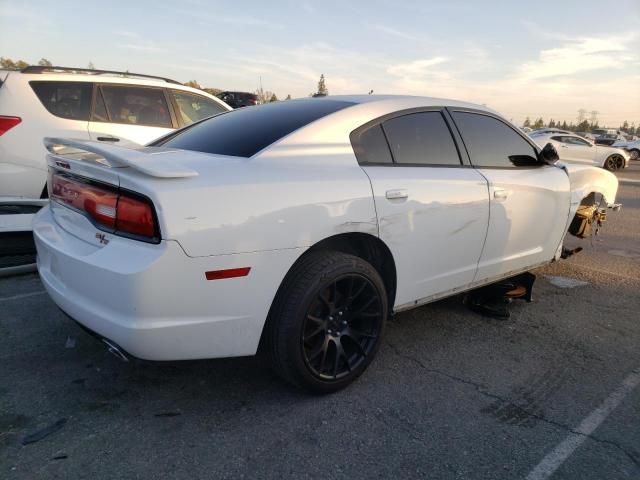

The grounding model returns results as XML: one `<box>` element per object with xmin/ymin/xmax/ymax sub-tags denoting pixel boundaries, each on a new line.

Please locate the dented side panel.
<box><xmin>560</xmin><ymin>162</ymin><xmax>619</xmax><ymax>214</ymax></box>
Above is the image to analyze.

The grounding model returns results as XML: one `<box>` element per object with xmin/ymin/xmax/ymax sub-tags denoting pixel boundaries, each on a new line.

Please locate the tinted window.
<box><xmin>172</xmin><ymin>91</ymin><xmax>227</xmax><ymax>125</ymax></box>
<box><xmin>100</xmin><ymin>85</ymin><xmax>172</xmax><ymax>128</ymax></box>
<box><xmin>92</xmin><ymin>88</ymin><xmax>109</xmax><ymax>122</ymax></box>
<box><xmin>155</xmin><ymin>99</ymin><xmax>355</xmax><ymax>157</ymax></box>
<box><xmin>351</xmin><ymin>124</ymin><xmax>393</xmax><ymax>164</ymax></box>
<box><xmin>452</xmin><ymin>112</ymin><xmax>538</xmax><ymax>168</ymax></box>
<box><xmin>566</xmin><ymin>136</ymin><xmax>590</xmax><ymax>146</ymax></box>
<box><xmin>30</xmin><ymin>81</ymin><xmax>92</xmax><ymax>121</ymax></box>
<box><xmin>382</xmin><ymin>112</ymin><xmax>460</xmax><ymax>165</ymax></box>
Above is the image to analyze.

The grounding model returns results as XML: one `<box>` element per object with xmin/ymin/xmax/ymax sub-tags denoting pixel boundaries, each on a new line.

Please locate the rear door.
<box><xmin>449</xmin><ymin>110</ymin><xmax>571</xmax><ymax>281</ymax></box>
<box><xmin>356</xmin><ymin>109</ymin><xmax>490</xmax><ymax>307</ymax></box>
<box><xmin>88</xmin><ymin>84</ymin><xmax>175</xmax><ymax>146</ymax></box>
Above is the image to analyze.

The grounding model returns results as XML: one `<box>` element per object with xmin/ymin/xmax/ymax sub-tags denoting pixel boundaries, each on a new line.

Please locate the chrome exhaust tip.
<box><xmin>101</xmin><ymin>338</ymin><xmax>129</xmax><ymax>362</ymax></box>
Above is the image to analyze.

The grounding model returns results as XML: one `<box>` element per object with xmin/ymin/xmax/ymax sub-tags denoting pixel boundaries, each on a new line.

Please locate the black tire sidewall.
<box><xmin>273</xmin><ymin>252</ymin><xmax>388</xmax><ymax>393</ymax></box>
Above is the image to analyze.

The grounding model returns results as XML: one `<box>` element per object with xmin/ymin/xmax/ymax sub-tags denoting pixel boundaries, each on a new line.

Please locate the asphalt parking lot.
<box><xmin>1</xmin><ymin>165</ymin><xmax>639</xmax><ymax>480</ymax></box>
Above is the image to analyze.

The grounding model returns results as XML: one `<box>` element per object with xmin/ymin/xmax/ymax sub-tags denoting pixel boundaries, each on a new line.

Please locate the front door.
<box><xmin>450</xmin><ymin>110</ymin><xmax>571</xmax><ymax>281</ymax></box>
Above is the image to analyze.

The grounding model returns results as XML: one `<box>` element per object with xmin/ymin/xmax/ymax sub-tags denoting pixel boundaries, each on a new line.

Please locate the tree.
<box><xmin>315</xmin><ymin>74</ymin><xmax>328</xmax><ymax>96</ymax></box>
<box><xmin>576</xmin><ymin>120</ymin><xmax>590</xmax><ymax>132</ymax></box>
<box><xmin>523</xmin><ymin>117</ymin><xmax>531</xmax><ymax>128</ymax></box>
<box><xmin>561</xmin><ymin>121</ymin><xmax>568</xmax><ymax>130</ymax></box>
<box><xmin>269</xmin><ymin>93</ymin><xmax>278</xmax><ymax>102</ymax></box>
<box><xmin>38</xmin><ymin>58</ymin><xmax>53</xmax><ymax>67</ymax></box>
<box><xmin>184</xmin><ymin>80</ymin><xmax>201</xmax><ymax>89</ymax></box>
<box><xmin>88</xmin><ymin>61</ymin><xmax>96</xmax><ymax>70</ymax></box>
<box><xmin>533</xmin><ymin>117</ymin><xmax>544</xmax><ymax>129</ymax></box>
<box><xmin>0</xmin><ymin>57</ymin><xmax>16</xmax><ymax>69</ymax></box>
<box><xmin>0</xmin><ymin>57</ymin><xmax>29</xmax><ymax>69</ymax></box>
<box><xmin>203</xmin><ymin>87</ymin><xmax>222</xmax><ymax>97</ymax></box>
<box><xmin>285</xmin><ymin>94</ymin><xmax>292</xmax><ymax>100</ymax></box>
<box><xmin>548</xmin><ymin>119</ymin><xmax>555</xmax><ymax>128</ymax></box>
<box><xmin>621</xmin><ymin>120</ymin><xmax>629</xmax><ymax>132</ymax></box>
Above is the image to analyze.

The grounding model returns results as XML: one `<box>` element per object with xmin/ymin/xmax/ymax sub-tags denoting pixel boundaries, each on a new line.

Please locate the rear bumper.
<box><xmin>34</xmin><ymin>206</ymin><xmax>304</xmax><ymax>361</ymax></box>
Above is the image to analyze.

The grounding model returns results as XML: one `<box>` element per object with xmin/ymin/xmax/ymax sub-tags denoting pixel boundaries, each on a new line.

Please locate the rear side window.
<box><xmin>172</xmin><ymin>90</ymin><xmax>227</xmax><ymax>125</ymax></box>
<box><xmin>154</xmin><ymin>99</ymin><xmax>355</xmax><ymax>157</ymax></box>
<box><xmin>30</xmin><ymin>81</ymin><xmax>93</xmax><ymax>121</ymax></box>
<box><xmin>351</xmin><ymin>124</ymin><xmax>393</xmax><ymax>164</ymax></box>
<box><xmin>100</xmin><ymin>85</ymin><xmax>172</xmax><ymax>128</ymax></box>
<box><xmin>382</xmin><ymin>112</ymin><xmax>461</xmax><ymax>166</ymax></box>
<box><xmin>452</xmin><ymin>112</ymin><xmax>539</xmax><ymax>168</ymax></box>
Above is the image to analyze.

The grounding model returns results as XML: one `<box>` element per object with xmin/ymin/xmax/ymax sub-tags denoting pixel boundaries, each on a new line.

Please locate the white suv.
<box><xmin>0</xmin><ymin>66</ymin><xmax>231</xmax><ymax>201</ymax></box>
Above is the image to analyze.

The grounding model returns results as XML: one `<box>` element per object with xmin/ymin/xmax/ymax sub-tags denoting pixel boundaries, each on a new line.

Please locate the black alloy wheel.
<box><xmin>605</xmin><ymin>154</ymin><xmax>623</xmax><ymax>171</ymax></box>
<box><xmin>267</xmin><ymin>251</ymin><xmax>388</xmax><ymax>393</ymax></box>
<box><xmin>302</xmin><ymin>273</ymin><xmax>383</xmax><ymax>381</ymax></box>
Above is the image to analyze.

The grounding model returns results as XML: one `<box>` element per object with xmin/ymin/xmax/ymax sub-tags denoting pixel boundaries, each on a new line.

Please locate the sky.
<box><xmin>1</xmin><ymin>0</ymin><xmax>639</xmax><ymax>127</ymax></box>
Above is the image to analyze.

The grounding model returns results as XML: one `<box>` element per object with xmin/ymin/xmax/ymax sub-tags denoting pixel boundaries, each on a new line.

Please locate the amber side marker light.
<box><xmin>205</xmin><ymin>267</ymin><xmax>251</xmax><ymax>281</ymax></box>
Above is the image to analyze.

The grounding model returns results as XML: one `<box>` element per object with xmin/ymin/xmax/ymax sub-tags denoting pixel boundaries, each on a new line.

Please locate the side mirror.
<box><xmin>540</xmin><ymin>142</ymin><xmax>559</xmax><ymax>164</ymax></box>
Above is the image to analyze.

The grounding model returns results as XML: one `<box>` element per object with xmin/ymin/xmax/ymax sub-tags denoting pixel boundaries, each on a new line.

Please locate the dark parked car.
<box><xmin>595</xmin><ymin>133</ymin><xmax>627</xmax><ymax>146</ymax></box>
<box><xmin>216</xmin><ymin>91</ymin><xmax>259</xmax><ymax>108</ymax></box>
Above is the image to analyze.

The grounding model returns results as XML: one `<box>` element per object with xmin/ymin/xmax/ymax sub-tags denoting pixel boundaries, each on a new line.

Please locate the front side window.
<box><xmin>100</xmin><ymin>85</ymin><xmax>172</xmax><ymax>128</ymax></box>
<box><xmin>382</xmin><ymin>112</ymin><xmax>461</xmax><ymax>166</ymax></box>
<box><xmin>30</xmin><ymin>81</ymin><xmax>93</xmax><ymax>121</ymax></box>
<box><xmin>452</xmin><ymin>112</ymin><xmax>539</xmax><ymax>168</ymax></box>
<box><xmin>566</xmin><ymin>136</ymin><xmax>590</xmax><ymax>146</ymax></box>
<box><xmin>172</xmin><ymin>91</ymin><xmax>227</xmax><ymax>125</ymax></box>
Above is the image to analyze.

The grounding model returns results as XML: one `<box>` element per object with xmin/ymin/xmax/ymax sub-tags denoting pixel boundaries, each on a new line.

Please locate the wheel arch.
<box><xmin>258</xmin><ymin>232</ymin><xmax>398</xmax><ymax>352</ymax></box>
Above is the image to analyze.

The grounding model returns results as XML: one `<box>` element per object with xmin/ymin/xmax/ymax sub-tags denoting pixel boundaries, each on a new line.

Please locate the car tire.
<box><xmin>604</xmin><ymin>154</ymin><xmax>623</xmax><ymax>171</ymax></box>
<box><xmin>630</xmin><ymin>149</ymin><xmax>639</xmax><ymax>161</ymax></box>
<box><xmin>267</xmin><ymin>250</ymin><xmax>388</xmax><ymax>393</ymax></box>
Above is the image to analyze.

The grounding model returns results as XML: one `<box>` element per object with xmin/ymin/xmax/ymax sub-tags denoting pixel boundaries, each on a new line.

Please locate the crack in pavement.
<box><xmin>385</xmin><ymin>341</ymin><xmax>640</xmax><ymax>469</ymax></box>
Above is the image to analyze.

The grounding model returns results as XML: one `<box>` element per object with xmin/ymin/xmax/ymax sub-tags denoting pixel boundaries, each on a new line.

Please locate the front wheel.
<box><xmin>629</xmin><ymin>149</ymin><xmax>639</xmax><ymax>161</ymax></box>
<box><xmin>267</xmin><ymin>251</ymin><xmax>388</xmax><ymax>393</ymax></box>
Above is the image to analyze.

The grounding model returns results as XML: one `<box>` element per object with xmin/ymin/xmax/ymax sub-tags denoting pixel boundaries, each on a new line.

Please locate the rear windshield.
<box><xmin>152</xmin><ymin>98</ymin><xmax>355</xmax><ymax>157</ymax></box>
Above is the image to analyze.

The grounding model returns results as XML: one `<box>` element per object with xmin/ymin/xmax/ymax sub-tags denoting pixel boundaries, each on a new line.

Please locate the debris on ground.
<box><xmin>21</xmin><ymin>418</ymin><xmax>67</xmax><ymax>445</ymax></box>
<box><xmin>545</xmin><ymin>275</ymin><xmax>590</xmax><ymax>289</ymax></box>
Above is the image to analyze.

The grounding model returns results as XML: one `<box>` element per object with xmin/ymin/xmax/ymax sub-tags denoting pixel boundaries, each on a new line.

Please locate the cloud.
<box><xmin>370</xmin><ymin>24</ymin><xmax>425</xmax><ymax>43</ymax></box>
<box><xmin>387</xmin><ymin>57</ymin><xmax>449</xmax><ymax>78</ymax></box>
<box><xmin>515</xmin><ymin>33</ymin><xmax>638</xmax><ymax>81</ymax></box>
<box><xmin>117</xmin><ymin>43</ymin><xmax>167</xmax><ymax>53</ymax></box>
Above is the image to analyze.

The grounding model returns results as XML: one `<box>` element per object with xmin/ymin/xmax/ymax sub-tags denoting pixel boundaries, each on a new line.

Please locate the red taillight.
<box><xmin>0</xmin><ymin>116</ymin><xmax>22</xmax><ymax>136</ymax></box>
<box><xmin>50</xmin><ymin>172</ymin><xmax>158</xmax><ymax>241</ymax></box>
<box><xmin>115</xmin><ymin>195</ymin><xmax>155</xmax><ymax>238</ymax></box>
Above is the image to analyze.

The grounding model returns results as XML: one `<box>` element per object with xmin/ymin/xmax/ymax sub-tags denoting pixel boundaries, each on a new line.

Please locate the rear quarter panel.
<box><xmin>117</xmin><ymin>153</ymin><xmax>378</xmax><ymax>257</ymax></box>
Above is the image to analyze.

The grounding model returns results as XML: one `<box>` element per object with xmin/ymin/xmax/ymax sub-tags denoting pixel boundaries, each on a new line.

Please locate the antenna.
<box><xmin>577</xmin><ymin>109</ymin><xmax>587</xmax><ymax>123</ymax></box>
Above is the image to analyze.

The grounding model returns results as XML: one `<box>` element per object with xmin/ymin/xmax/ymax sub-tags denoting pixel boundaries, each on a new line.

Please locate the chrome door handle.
<box><xmin>386</xmin><ymin>189</ymin><xmax>408</xmax><ymax>200</ymax></box>
<box><xmin>97</xmin><ymin>136</ymin><xmax>120</xmax><ymax>142</ymax></box>
<box><xmin>560</xmin><ymin>145</ymin><xmax>569</xmax><ymax>148</ymax></box>
<box><xmin>494</xmin><ymin>188</ymin><xmax>509</xmax><ymax>200</ymax></box>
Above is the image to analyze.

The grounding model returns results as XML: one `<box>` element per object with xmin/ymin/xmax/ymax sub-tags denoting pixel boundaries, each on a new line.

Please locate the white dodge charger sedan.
<box><xmin>33</xmin><ymin>96</ymin><xmax>619</xmax><ymax>392</ymax></box>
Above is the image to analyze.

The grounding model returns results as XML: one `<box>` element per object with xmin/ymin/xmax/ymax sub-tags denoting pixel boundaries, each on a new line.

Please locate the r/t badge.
<box><xmin>95</xmin><ymin>233</ymin><xmax>110</xmax><ymax>245</ymax></box>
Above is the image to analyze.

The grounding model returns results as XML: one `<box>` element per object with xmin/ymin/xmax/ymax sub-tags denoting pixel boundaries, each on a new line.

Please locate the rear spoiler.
<box><xmin>43</xmin><ymin>137</ymin><xmax>198</xmax><ymax>178</ymax></box>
